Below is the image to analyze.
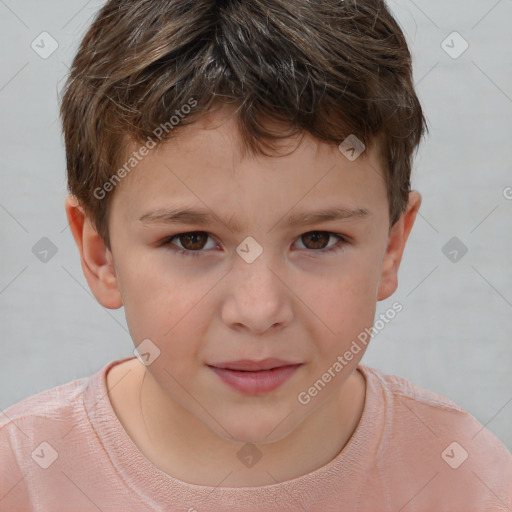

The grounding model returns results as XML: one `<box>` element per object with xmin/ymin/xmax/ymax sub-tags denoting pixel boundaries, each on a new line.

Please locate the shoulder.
<box><xmin>0</xmin><ymin>361</ymin><xmax>123</xmax><ymax>510</ymax></box>
<box><xmin>0</xmin><ymin>360</ymin><xmax>116</xmax><ymax>446</ymax></box>
<box><xmin>361</xmin><ymin>364</ymin><xmax>461</xmax><ymax>406</ymax></box>
<box><xmin>360</xmin><ymin>364</ymin><xmax>510</xmax><ymax>448</ymax></box>
<box><xmin>357</xmin><ymin>365</ymin><xmax>512</xmax><ymax>510</ymax></box>
<box><xmin>0</xmin><ymin>375</ymin><xmax>93</xmax><ymax>470</ymax></box>
<box><xmin>1</xmin><ymin>376</ymin><xmax>89</xmax><ymax>428</ymax></box>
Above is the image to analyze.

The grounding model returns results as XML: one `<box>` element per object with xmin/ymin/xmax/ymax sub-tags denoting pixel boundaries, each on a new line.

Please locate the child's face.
<box><xmin>70</xmin><ymin>108</ymin><xmax>419</xmax><ymax>444</ymax></box>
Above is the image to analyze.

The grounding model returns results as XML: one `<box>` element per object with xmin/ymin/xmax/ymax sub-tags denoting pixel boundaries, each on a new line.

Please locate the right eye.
<box><xmin>162</xmin><ymin>232</ymin><xmax>219</xmax><ymax>258</ymax></box>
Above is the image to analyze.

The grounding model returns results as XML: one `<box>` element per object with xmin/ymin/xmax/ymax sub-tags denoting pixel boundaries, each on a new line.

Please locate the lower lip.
<box><xmin>209</xmin><ymin>365</ymin><xmax>301</xmax><ymax>395</ymax></box>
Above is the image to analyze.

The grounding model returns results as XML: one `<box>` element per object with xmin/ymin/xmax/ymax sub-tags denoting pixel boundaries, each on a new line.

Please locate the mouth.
<box><xmin>208</xmin><ymin>358</ymin><xmax>301</xmax><ymax>372</ymax></box>
<box><xmin>207</xmin><ymin>361</ymin><xmax>302</xmax><ymax>395</ymax></box>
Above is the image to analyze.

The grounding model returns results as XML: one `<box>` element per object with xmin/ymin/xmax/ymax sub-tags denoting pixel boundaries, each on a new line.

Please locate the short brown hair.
<box><xmin>60</xmin><ymin>0</ymin><xmax>428</xmax><ymax>249</ymax></box>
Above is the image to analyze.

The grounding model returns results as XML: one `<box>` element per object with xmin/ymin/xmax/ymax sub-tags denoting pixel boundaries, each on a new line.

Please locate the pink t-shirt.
<box><xmin>1</xmin><ymin>356</ymin><xmax>511</xmax><ymax>511</ymax></box>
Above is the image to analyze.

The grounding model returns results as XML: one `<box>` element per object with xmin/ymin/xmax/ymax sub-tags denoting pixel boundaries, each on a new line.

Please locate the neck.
<box><xmin>134</xmin><ymin>365</ymin><xmax>366</xmax><ymax>487</ymax></box>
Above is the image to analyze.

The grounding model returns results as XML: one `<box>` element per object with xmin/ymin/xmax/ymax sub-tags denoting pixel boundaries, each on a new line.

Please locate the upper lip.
<box><xmin>209</xmin><ymin>358</ymin><xmax>301</xmax><ymax>371</ymax></box>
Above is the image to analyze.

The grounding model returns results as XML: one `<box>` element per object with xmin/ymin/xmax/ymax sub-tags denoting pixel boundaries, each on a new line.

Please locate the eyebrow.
<box><xmin>138</xmin><ymin>206</ymin><xmax>370</xmax><ymax>233</ymax></box>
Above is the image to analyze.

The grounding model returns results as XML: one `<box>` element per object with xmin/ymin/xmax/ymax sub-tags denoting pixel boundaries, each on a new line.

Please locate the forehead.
<box><xmin>124</xmin><ymin>108</ymin><xmax>382</xmax><ymax>172</ymax></box>
<box><xmin>110</xmin><ymin>109</ymin><xmax>387</xmax><ymax>224</ymax></box>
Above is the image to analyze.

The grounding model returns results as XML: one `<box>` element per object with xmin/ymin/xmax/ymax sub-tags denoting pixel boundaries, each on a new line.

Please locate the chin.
<box><xmin>207</xmin><ymin>414</ymin><xmax>300</xmax><ymax>446</ymax></box>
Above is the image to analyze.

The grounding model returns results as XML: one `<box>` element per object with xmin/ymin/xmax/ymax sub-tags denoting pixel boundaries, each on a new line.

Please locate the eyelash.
<box><xmin>162</xmin><ymin>231</ymin><xmax>350</xmax><ymax>259</ymax></box>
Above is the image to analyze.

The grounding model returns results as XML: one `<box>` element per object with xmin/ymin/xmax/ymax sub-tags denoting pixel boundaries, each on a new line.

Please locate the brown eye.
<box><xmin>299</xmin><ymin>231</ymin><xmax>331</xmax><ymax>250</ymax></box>
<box><xmin>175</xmin><ymin>232</ymin><xmax>209</xmax><ymax>251</ymax></box>
<box><xmin>294</xmin><ymin>231</ymin><xmax>349</xmax><ymax>255</ymax></box>
<box><xmin>163</xmin><ymin>231</ymin><xmax>217</xmax><ymax>259</ymax></box>
<box><xmin>163</xmin><ymin>230</ymin><xmax>348</xmax><ymax>259</ymax></box>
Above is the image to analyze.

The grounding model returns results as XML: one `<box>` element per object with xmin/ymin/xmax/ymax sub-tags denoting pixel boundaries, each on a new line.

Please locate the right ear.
<box><xmin>65</xmin><ymin>195</ymin><xmax>123</xmax><ymax>309</ymax></box>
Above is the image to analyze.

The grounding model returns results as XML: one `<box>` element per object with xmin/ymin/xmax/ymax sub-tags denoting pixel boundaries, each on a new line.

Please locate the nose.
<box><xmin>221</xmin><ymin>256</ymin><xmax>293</xmax><ymax>334</ymax></box>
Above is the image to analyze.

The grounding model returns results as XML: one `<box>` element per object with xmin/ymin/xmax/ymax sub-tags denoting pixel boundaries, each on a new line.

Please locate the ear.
<box><xmin>65</xmin><ymin>195</ymin><xmax>123</xmax><ymax>309</ymax></box>
<box><xmin>377</xmin><ymin>191</ymin><xmax>421</xmax><ymax>301</ymax></box>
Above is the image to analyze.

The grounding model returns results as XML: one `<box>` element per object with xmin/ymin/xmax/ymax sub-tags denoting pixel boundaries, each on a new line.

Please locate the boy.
<box><xmin>1</xmin><ymin>0</ymin><xmax>511</xmax><ymax>510</ymax></box>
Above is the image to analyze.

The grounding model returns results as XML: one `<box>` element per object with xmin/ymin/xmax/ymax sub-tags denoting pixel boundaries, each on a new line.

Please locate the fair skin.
<box><xmin>65</xmin><ymin>107</ymin><xmax>420</xmax><ymax>487</ymax></box>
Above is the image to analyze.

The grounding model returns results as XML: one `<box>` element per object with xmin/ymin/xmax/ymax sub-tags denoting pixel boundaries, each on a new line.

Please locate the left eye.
<box><xmin>295</xmin><ymin>231</ymin><xmax>343</xmax><ymax>251</ymax></box>
<box><xmin>163</xmin><ymin>231</ymin><xmax>348</xmax><ymax>258</ymax></box>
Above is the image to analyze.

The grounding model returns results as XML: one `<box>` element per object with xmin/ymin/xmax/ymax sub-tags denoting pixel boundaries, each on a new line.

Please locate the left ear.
<box><xmin>377</xmin><ymin>190</ymin><xmax>421</xmax><ymax>301</ymax></box>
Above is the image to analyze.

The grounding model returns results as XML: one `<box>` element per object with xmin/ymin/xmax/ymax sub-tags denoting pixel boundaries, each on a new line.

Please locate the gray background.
<box><xmin>1</xmin><ymin>0</ymin><xmax>511</xmax><ymax>451</ymax></box>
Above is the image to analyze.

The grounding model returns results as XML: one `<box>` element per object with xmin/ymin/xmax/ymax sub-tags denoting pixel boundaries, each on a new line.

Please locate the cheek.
<box><xmin>114</xmin><ymin>261</ymin><xmax>174</xmax><ymax>338</ymax></box>
<box><xmin>297</xmin><ymin>252</ymin><xmax>382</xmax><ymax>341</ymax></box>
<box><xmin>119</xmin><ymin>264</ymin><xmax>215</xmax><ymax>357</ymax></box>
